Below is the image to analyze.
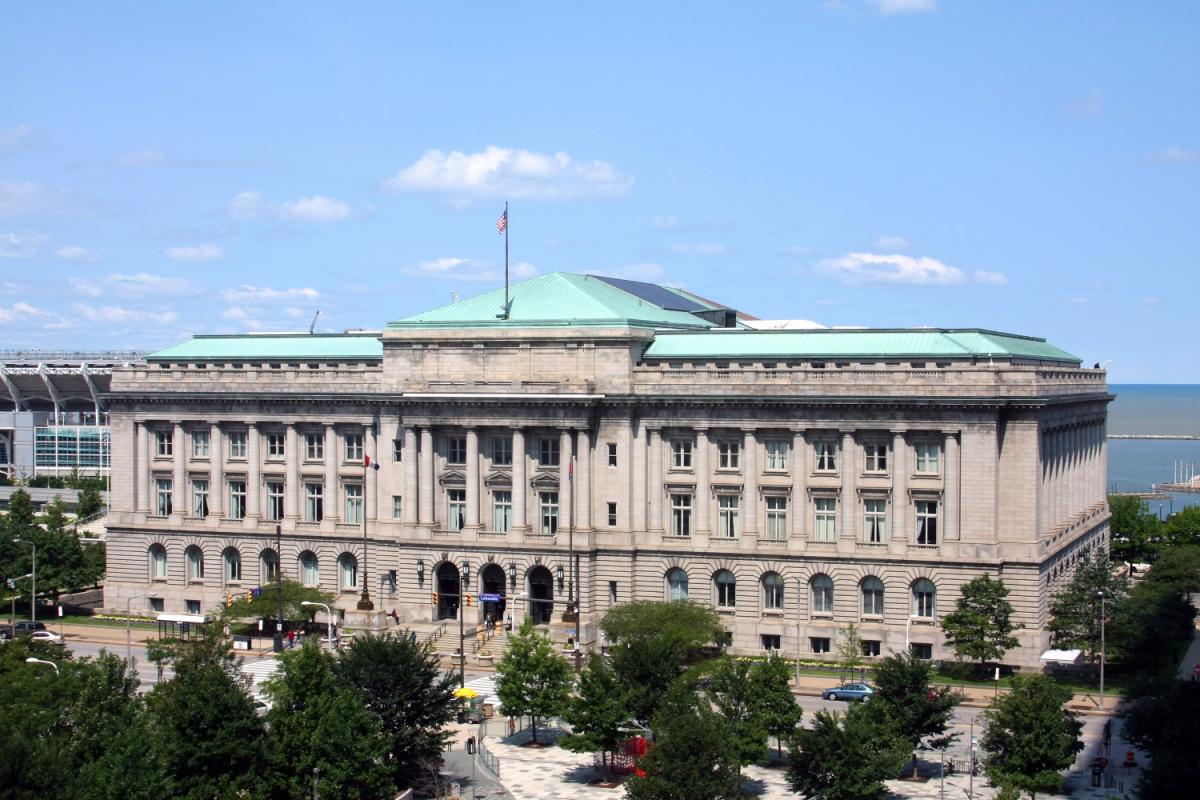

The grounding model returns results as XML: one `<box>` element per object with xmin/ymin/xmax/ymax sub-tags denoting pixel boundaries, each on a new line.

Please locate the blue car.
<box><xmin>822</xmin><ymin>682</ymin><xmax>874</xmax><ymax>702</ymax></box>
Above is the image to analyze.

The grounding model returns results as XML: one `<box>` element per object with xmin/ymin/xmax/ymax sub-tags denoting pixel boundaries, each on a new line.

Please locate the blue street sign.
<box><xmin>479</xmin><ymin>593</ymin><xmax>502</xmax><ymax>602</ymax></box>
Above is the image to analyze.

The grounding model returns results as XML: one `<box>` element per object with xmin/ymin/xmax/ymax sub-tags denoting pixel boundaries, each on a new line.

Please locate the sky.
<box><xmin>1</xmin><ymin>1</ymin><xmax>1197</xmax><ymax>381</ymax></box>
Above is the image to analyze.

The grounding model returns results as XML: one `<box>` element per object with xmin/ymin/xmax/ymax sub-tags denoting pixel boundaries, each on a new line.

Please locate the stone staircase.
<box><xmin>430</xmin><ymin>620</ymin><xmax>511</xmax><ymax>668</ymax></box>
<box><xmin>74</xmin><ymin>510</ymin><xmax>108</xmax><ymax>539</ymax></box>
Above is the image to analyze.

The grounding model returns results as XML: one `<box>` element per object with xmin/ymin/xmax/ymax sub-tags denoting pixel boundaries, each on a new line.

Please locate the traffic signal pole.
<box><xmin>458</xmin><ymin>572</ymin><xmax>466</xmax><ymax>688</ymax></box>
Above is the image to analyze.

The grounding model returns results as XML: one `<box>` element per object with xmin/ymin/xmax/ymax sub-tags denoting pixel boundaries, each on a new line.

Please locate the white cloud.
<box><xmin>0</xmin><ymin>181</ymin><xmax>71</xmax><ymax>217</ymax></box>
<box><xmin>814</xmin><ymin>252</ymin><xmax>965</xmax><ymax>286</ymax></box>
<box><xmin>405</xmin><ymin>257</ymin><xmax>539</xmax><ymax>283</ymax></box>
<box><xmin>70</xmin><ymin>272</ymin><xmax>196</xmax><ymax>298</ymax></box>
<box><xmin>669</xmin><ymin>242</ymin><xmax>727</xmax><ymax>255</ymax></box>
<box><xmin>787</xmin><ymin>244</ymin><xmax>812</xmax><ymax>256</ymax></box>
<box><xmin>0</xmin><ymin>125</ymin><xmax>34</xmax><ymax>156</ymax></box>
<box><xmin>166</xmin><ymin>243</ymin><xmax>224</xmax><ymax>262</ymax></box>
<box><xmin>118</xmin><ymin>148</ymin><xmax>168</xmax><ymax>167</ymax></box>
<box><xmin>973</xmin><ymin>270</ymin><xmax>1008</xmax><ymax>286</ymax></box>
<box><xmin>0</xmin><ymin>232</ymin><xmax>49</xmax><ymax>259</ymax></box>
<box><xmin>223</xmin><ymin>306</ymin><xmax>253</xmax><ymax>320</ymax></box>
<box><xmin>1068</xmin><ymin>296</ymin><xmax>1089</xmax><ymax>305</ymax></box>
<box><xmin>0</xmin><ymin>301</ymin><xmax>48</xmax><ymax>323</ymax></box>
<box><xmin>871</xmin><ymin>235</ymin><xmax>910</xmax><ymax>250</ymax></box>
<box><xmin>229</xmin><ymin>190</ymin><xmax>268</xmax><ymax>220</ymax></box>
<box><xmin>1065</xmin><ymin>89</ymin><xmax>1104</xmax><ymax>118</ymax></box>
<box><xmin>867</xmin><ymin>0</ymin><xmax>938</xmax><ymax>14</ymax></box>
<box><xmin>222</xmin><ymin>285</ymin><xmax>320</xmax><ymax>302</ymax></box>
<box><xmin>71</xmin><ymin>303</ymin><xmax>178</xmax><ymax>325</ymax></box>
<box><xmin>385</xmin><ymin>146</ymin><xmax>634</xmax><ymax>201</ymax></box>
<box><xmin>53</xmin><ymin>245</ymin><xmax>100</xmax><ymax>262</ymax></box>
<box><xmin>279</xmin><ymin>195</ymin><xmax>350</xmax><ymax>222</ymax></box>
<box><xmin>1145</xmin><ymin>146</ymin><xmax>1199</xmax><ymax>164</ymax></box>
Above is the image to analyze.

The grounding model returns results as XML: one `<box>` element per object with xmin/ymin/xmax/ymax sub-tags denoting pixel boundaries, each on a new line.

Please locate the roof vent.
<box><xmin>690</xmin><ymin>308</ymin><xmax>738</xmax><ymax>328</ymax></box>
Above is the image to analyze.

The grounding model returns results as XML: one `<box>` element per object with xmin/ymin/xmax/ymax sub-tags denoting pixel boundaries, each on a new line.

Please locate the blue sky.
<box><xmin>1</xmin><ymin>1</ymin><xmax>1197</xmax><ymax>381</ymax></box>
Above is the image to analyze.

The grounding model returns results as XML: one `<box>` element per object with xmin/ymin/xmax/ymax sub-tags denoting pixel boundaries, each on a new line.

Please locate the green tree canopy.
<box><xmin>1122</xmin><ymin>678</ymin><xmax>1200</xmax><ymax>799</ymax></box>
<box><xmin>869</xmin><ymin>649</ymin><xmax>960</xmax><ymax>777</ymax></box>
<box><xmin>76</xmin><ymin>484</ymin><xmax>104</xmax><ymax>519</ymax></box>
<box><xmin>940</xmin><ymin>574</ymin><xmax>1022</xmax><ymax>667</ymax></box>
<box><xmin>1047</xmin><ymin>548</ymin><xmax>1132</xmax><ymax>663</ymax></box>
<box><xmin>1144</xmin><ymin>544</ymin><xmax>1200</xmax><ymax>595</ymax></box>
<box><xmin>786</xmin><ymin>704</ymin><xmax>909</xmax><ymax>800</ymax></box>
<box><xmin>561</xmin><ymin>652</ymin><xmax>631</xmax><ymax>771</ymax></box>
<box><xmin>600</xmin><ymin>600</ymin><xmax>724</xmax><ymax>651</ymax></box>
<box><xmin>221</xmin><ymin>578</ymin><xmax>335</xmax><ymax>625</ymax></box>
<box><xmin>1161</xmin><ymin>505</ymin><xmax>1200</xmax><ymax>550</ymax></box>
<box><xmin>705</xmin><ymin>656</ymin><xmax>771</xmax><ymax>769</ymax></box>
<box><xmin>333</xmin><ymin>631</ymin><xmax>458</xmax><ymax>793</ymax></box>
<box><xmin>1107</xmin><ymin>494</ymin><xmax>1160</xmax><ymax>564</ymax></box>
<box><xmin>751</xmin><ymin>654</ymin><xmax>804</xmax><ymax>762</ymax></box>
<box><xmin>980</xmin><ymin>675</ymin><xmax>1082</xmax><ymax>800</ymax></box>
<box><xmin>495</xmin><ymin>621</ymin><xmax>573</xmax><ymax>745</ymax></box>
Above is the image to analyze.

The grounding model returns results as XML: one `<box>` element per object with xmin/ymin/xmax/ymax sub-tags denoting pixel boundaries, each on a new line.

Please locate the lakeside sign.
<box><xmin>479</xmin><ymin>593</ymin><xmax>502</xmax><ymax>602</ymax></box>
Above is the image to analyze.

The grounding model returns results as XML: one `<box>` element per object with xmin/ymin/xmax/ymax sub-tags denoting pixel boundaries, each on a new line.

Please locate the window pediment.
<box><xmin>439</xmin><ymin>468</ymin><xmax>467</xmax><ymax>487</ymax></box>
<box><xmin>484</xmin><ymin>469</ymin><xmax>512</xmax><ymax>488</ymax></box>
<box><xmin>530</xmin><ymin>471</ymin><xmax>560</xmax><ymax>489</ymax></box>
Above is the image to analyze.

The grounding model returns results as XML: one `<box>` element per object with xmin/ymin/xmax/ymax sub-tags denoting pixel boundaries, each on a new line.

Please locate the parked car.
<box><xmin>822</xmin><ymin>682</ymin><xmax>874</xmax><ymax>702</ymax></box>
<box><xmin>0</xmin><ymin>624</ymin><xmax>13</xmax><ymax>641</ymax></box>
<box><xmin>14</xmin><ymin>620</ymin><xmax>46</xmax><ymax>634</ymax></box>
<box><xmin>30</xmin><ymin>630</ymin><xmax>65</xmax><ymax>645</ymax></box>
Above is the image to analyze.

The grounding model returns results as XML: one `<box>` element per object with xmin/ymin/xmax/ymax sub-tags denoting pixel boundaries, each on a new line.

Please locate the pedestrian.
<box><xmin>507</xmin><ymin>717</ymin><xmax>516</xmax><ymax>737</ymax></box>
<box><xmin>287</xmin><ymin>628</ymin><xmax>296</xmax><ymax>649</ymax></box>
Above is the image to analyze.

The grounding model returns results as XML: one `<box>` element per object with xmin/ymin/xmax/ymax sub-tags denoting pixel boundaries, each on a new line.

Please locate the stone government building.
<box><xmin>103</xmin><ymin>272</ymin><xmax>1110</xmax><ymax>667</ymax></box>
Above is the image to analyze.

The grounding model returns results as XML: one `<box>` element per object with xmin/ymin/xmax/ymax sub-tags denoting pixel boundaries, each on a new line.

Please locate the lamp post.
<box><xmin>26</xmin><ymin>657</ymin><xmax>59</xmax><ymax>676</ymax></box>
<box><xmin>356</xmin><ymin>456</ymin><xmax>374</xmax><ymax>611</ymax></box>
<box><xmin>458</xmin><ymin>560</ymin><xmax>469</xmax><ymax>688</ymax></box>
<box><xmin>1097</xmin><ymin>590</ymin><xmax>1106</xmax><ymax>711</ymax></box>
<box><xmin>14</xmin><ymin>539</ymin><xmax>35</xmax><ymax>624</ymax></box>
<box><xmin>273</xmin><ymin>523</ymin><xmax>284</xmax><ymax>653</ymax></box>
<box><xmin>300</xmin><ymin>601</ymin><xmax>333</xmax><ymax>647</ymax></box>
<box><xmin>126</xmin><ymin>592</ymin><xmax>148</xmax><ymax>679</ymax></box>
<box><xmin>795</xmin><ymin>577</ymin><xmax>803</xmax><ymax>686</ymax></box>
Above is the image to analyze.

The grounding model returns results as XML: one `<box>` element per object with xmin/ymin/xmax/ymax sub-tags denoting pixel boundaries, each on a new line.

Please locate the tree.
<box><xmin>76</xmin><ymin>484</ymin><xmax>104</xmax><ymax>520</ymax></box>
<box><xmin>334</xmin><ymin>632</ymin><xmax>458</xmax><ymax>793</ymax></box>
<box><xmin>1122</xmin><ymin>678</ymin><xmax>1200</xmax><ymax>799</ymax></box>
<box><xmin>981</xmin><ymin>675</ymin><xmax>1083</xmax><ymax>799</ymax></box>
<box><xmin>1160</xmin><ymin>505</ymin><xmax>1200</xmax><ymax>550</ymax></box>
<box><xmin>1047</xmin><ymin>548</ymin><xmax>1132</xmax><ymax>663</ymax></box>
<box><xmin>495</xmin><ymin>621</ymin><xmax>573</xmax><ymax>745</ymax></box>
<box><xmin>263</xmin><ymin>639</ymin><xmax>393</xmax><ymax>800</ymax></box>
<box><xmin>940</xmin><ymin>574</ymin><xmax>1021</xmax><ymax>668</ymax></box>
<box><xmin>706</xmin><ymin>656</ymin><xmax>770</xmax><ymax>769</ymax></box>
<box><xmin>869</xmin><ymin>650</ymin><xmax>960</xmax><ymax>776</ymax></box>
<box><xmin>1143</xmin><ymin>544</ymin><xmax>1200</xmax><ymax>595</ymax></box>
<box><xmin>838</xmin><ymin>623</ymin><xmax>865</xmax><ymax>677</ymax></box>
<box><xmin>0</xmin><ymin>488</ymin><xmax>37</xmax><ymax>588</ymax></box>
<box><xmin>561</xmin><ymin>653</ymin><xmax>630</xmax><ymax>772</ymax></box>
<box><xmin>626</xmin><ymin>681</ymin><xmax>740</xmax><ymax>800</ymax></box>
<box><xmin>222</xmin><ymin>578</ymin><xmax>335</xmax><ymax>626</ymax></box>
<box><xmin>787</xmin><ymin>704</ymin><xmax>909</xmax><ymax>800</ymax></box>
<box><xmin>1107</xmin><ymin>495</ymin><xmax>1159</xmax><ymax>564</ymax></box>
<box><xmin>752</xmin><ymin>654</ymin><xmax>803</xmax><ymax>762</ymax></box>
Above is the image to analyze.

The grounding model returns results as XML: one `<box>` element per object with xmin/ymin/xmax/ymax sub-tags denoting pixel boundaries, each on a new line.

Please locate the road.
<box><xmin>66</xmin><ymin>638</ymin><xmax>173</xmax><ymax>690</ymax></box>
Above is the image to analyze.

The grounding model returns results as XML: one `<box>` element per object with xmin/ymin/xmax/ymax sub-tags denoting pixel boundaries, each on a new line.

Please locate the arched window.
<box><xmin>912</xmin><ymin>579</ymin><xmax>936</xmax><ymax>618</ymax></box>
<box><xmin>298</xmin><ymin>551</ymin><xmax>319</xmax><ymax>587</ymax></box>
<box><xmin>339</xmin><ymin>553</ymin><xmax>359</xmax><ymax>591</ymax></box>
<box><xmin>149</xmin><ymin>544</ymin><xmax>167</xmax><ymax>580</ymax></box>
<box><xmin>861</xmin><ymin>577</ymin><xmax>884</xmax><ymax>616</ymax></box>
<box><xmin>666</xmin><ymin>568</ymin><xmax>689</xmax><ymax>602</ymax></box>
<box><xmin>762</xmin><ymin>572</ymin><xmax>785</xmax><ymax>610</ymax></box>
<box><xmin>260</xmin><ymin>549</ymin><xmax>279</xmax><ymax>583</ymax></box>
<box><xmin>810</xmin><ymin>574</ymin><xmax>833</xmax><ymax>614</ymax></box>
<box><xmin>222</xmin><ymin>547</ymin><xmax>242</xmax><ymax>582</ymax></box>
<box><xmin>714</xmin><ymin>570</ymin><xmax>736</xmax><ymax>608</ymax></box>
<box><xmin>185</xmin><ymin>545</ymin><xmax>204</xmax><ymax>581</ymax></box>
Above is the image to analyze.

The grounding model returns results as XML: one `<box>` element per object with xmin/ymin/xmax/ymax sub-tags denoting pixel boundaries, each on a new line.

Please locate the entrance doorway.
<box><xmin>528</xmin><ymin>565</ymin><xmax>554</xmax><ymax>625</ymax></box>
<box><xmin>480</xmin><ymin>563</ymin><xmax>507</xmax><ymax>624</ymax></box>
<box><xmin>435</xmin><ymin>562</ymin><xmax>460</xmax><ymax>621</ymax></box>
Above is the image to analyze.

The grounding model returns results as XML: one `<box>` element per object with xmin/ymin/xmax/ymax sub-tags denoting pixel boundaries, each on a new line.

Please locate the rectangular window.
<box><xmin>344</xmin><ymin>484</ymin><xmax>363</xmax><ymax>524</ymax></box>
<box><xmin>864</xmin><ymin>443</ymin><xmax>888</xmax><ymax>472</ymax></box>
<box><xmin>765</xmin><ymin>496</ymin><xmax>788</xmax><ymax>540</ymax></box>
<box><xmin>864</xmin><ymin>499</ymin><xmax>888</xmax><ymax>543</ymax></box>
<box><xmin>916</xmin><ymin>500</ymin><xmax>939</xmax><ymax>545</ymax></box>
<box><xmin>266</xmin><ymin>481</ymin><xmax>284</xmax><ymax>522</ymax></box>
<box><xmin>447</xmin><ymin>489</ymin><xmax>466</xmax><ymax>530</ymax></box>
<box><xmin>915</xmin><ymin>442</ymin><xmax>940</xmax><ymax>474</ymax></box>
<box><xmin>539</xmin><ymin>438</ymin><xmax>560</xmax><ymax>467</ymax></box>
<box><xmin>813</xmin><ymin>497</ymin><xmax>837</xmax><ymax>542</ymax></box>
<box><xmin>228</xmin><ymin>480</ymin><xmax>246</xmax><ymax>519</ymax></box>
<box><xmin>862</xmin><ymin>640</ymin><xmax>882</xmax><ymax>657</ymax></box>
<box><xmin>671</xmin><ymin>439</ymin><xmax>692</xmax><ymax>469</ymax></box>
<box><xmin>305</xmin><ymin>483</ymin><xmax>324</xmax><ymax>522</ymax></box>
<box><xmin>392</xmin><ymin>438</ymin><xmax>403</xmax><ymax>462</ymax></box>
<box><xmin>717</xmin><ymin>495</ymin><xmax>740</xmax><ymax>538</ymax></box>
<box><xmin>671</xmin><ymin>494</ymin><xmax>692</xmax><ymax>536</ymax></box>
<box><xmin>814</xmin><ymin>441</ymin><xmax>838</xmax><ymax>472</ymax></box>
<box><xmin>266</xmin><ymin>433</ymin><xmax>285</xmax><ymax>459</ymax></box>
<box><xmin>150</xmin><ymin>597</ymin><xmax>165</xmax><ymax>613</ymax></box>
<box><xmin>761</xmin><ymin>634</ymin><xmax>781</xmax><ymax>652</ymax></box>
<box><xmin>810</xmin><ymin>637</ymin><xmax>831</xmax><ymax>654</ymax></box>
<box><xmin>191</xmin><ymin>430</ymin><xmax>209</xmax><ymax>459</ymax></box>
<box><xmin>492</xmin><ymin>491</ymin><xmax>512</xmax><ymax>532</ymax></box>
<box><xmin>155</xmin><ymin>478</ymin><xmax>173</xmax><ymax>516</ymax></box>
<box><xmin>305</xmin><ymin>433</ymin><xmax>324</xmax><ymax>460</ymax></box>
<box><xmin>191</xmin><ymin>479</ymin><xmax>208</xmax><ymax>518</ymax></box>
<box><xmin>392</xmin><ymin>495</ymin><xmax>403</xmax><ymax>519</ymax></box>
<box><xmin>492</xmin><ymin>436</ymin><xmax>512</xmax><ymax>466</ymax></box>
<box><xmin>227</xmin><ymin>431</ymin><xmax>247</xmax><ymax>459</ymax></box>
<box><xmin>186</xmin><ymin>600</ymin><xmax>201</xmax><ymax>615</ymax></box>
<box><xmin>608</xmin><ymin>581</ymin><xmax>618</xmax><ymax>604</ymax></box>
<box><xmin>607</xmin><ymin>442</ymin><xmax>618</xmax><ymax>467</ymax></box>
<box><xmin>344</xmin><ymin>433</ymin><xmax>363</xmax><ymax>462</ymax></box>
<box><xmin>447</xmin><ymin>436</ymin><xmax>466</xmax><ymax>465</ymax></box>
<box><xmin>765</xmin><ymin>440</ymin><xmax>789</xmax><ymax>471</ymax></box>
<box><xmin>718</xmin><ymin>440</ymin><xmax>740</xmax><ymax>470</ymax></box>
<box><xmin>607</xmin><ymin>502</ymin><xmax>618</xmax><ymax>527</ymax></box>
<box><xmin>155</xmin><ymin>430</ymin><xmax>172</xmax><ymax>457</ymax></box>
<box><xmin>539</xmin><ymin>491</ymin><xmax>559</xmax><ymax>534</ymax></box>
<box><xmin>911</xmin><ymin>643</ymin><xmax>933</xmax><ymax>660</ymax></box>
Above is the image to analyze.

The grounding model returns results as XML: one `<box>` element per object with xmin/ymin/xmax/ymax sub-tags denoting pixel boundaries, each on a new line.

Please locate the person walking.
<box><xmin>287</xmin><ymin>628</ymin><xmax>296</xmax><ymax>649</ymax></box>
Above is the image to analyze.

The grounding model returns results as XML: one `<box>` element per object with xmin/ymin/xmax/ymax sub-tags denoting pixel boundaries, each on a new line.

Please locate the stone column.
<box><xmin>512</xmin><ymin>428</ymin><xmax>527</xmax><ymax>529</ymax></box>
<box><xmin>172</xmin><ymin>423</ymin><xmax>186</xmax><ymax>514</ymax></box>
<box><xmin>366</xmin><ymin>422</ymin><xmax>378</xmax><ymax>521</ymax></box>
<box><xmin>1098</xmin><ymin>420</ymin><xmax>1108</xmax><ymax>506</ymax></box>
<box><xmin>791</xmin><ymin>430</ymin><xmax>806</xmax><ymax>537</ymax></box>
<box><xmin>135</xmin><ymin>422</ymin><xmax>149</xmax><ymax>512</ymax></box>
<box><xmin>839</xmin><ymin>431</ymin><xmax>855</xmax><ymax>540</ymax></box>
<box><xmin>465</xmin><ymin>428</ymin><xmax>480</xmax><ymax>528</ymax></box>
<box><xmin>696</xmin><ymin>428</ymin><xmax>711</xmax><ymax>533</ymax></box>
<box><xmin>559</xmin><ymin>429</ymin><xmax>574</xmax><ymax>531</ymax></box>
<box><xmin>419</xmin><ymin>427</ymin><xmax>434</xmax><ymax>525</ymax></box>
<box><xmin>324</xmin><ymin>425</ymin><xmax>339</xmax><ymax>522</ymax></box>
<box><xmin>647</xmin><ymin>428</ymin><xmax>663</xmax><ymax>532</ymax></box>
<box><xmin>208</xmin><ymin>423</ymin><xmax>223</xmax><ymax>516</ymax></box>
<box><xmin>247</xmin><ymin>424</ymin><xmax>261</xmax><ymax>519</ymax></box>
<box><xmin>632</xmin><ymin>420</ymin><xmax>647</xmax><ymax>532</ymax></box>
<box><xmin>742</xmin><ymin>429</ymin><xmax>758</xmax><ymax>534</ymax></box>
<box><xmin>402</xmin><ymin>425</ymin><xmax>418</xmax><ymax>524</ymax></box>
<box><xmin>577</xmin><ymin>428</ymin><xmax>592</xmax><ymax>529</ymax></box>
<box><xmin>945</xmin><ymin>432</ymin><xmax>960</xmax><ymax>540</ymax></box>
<box><xmin>285</xmin><ymin>424</ymin><xmax>300</xmax><ymax>520</ymax></box>
<box><xmin>621</xmin><ymin>421</ymin><xmax>634</xmax><ymax>529</ymax></box>
<box><xmin>891</xmin><ymin>432</ymin><xmax>908</xmax><ymax>544</ymax></box>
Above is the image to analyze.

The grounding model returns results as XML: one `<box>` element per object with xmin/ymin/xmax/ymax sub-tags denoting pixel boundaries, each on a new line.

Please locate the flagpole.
<box><xmin>504</xmin><ymin>201</ymin><xmax>510</xmax><ymax>318</ymax></box>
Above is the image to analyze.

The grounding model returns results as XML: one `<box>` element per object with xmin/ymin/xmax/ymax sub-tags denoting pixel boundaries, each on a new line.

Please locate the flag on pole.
<box><xmin>364</xmin><ymin>455</ymin><xmax>380</xmax><ymax>471</ymax></box>
<box><xmin>497</xmin><ymin>208</ymin><xmax>507</xmax><ymax>234</ymax></box>
<box><xmin>568</xmin><ymin>460</ymin><xmax>574</xmax><ymax>481</ymax></box>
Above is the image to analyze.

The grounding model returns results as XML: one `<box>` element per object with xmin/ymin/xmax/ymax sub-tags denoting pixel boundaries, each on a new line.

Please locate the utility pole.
<box><xmin>274</xmin><ymin>523</ymin><xmax>284</xmax><ymax>652</ymax></box>
<box><xmin>1098</xmin><ymin>590</ymin><xmax>1106</xmax><ymax>711</ymax></box>
<box><xmin>458</xmin><ymin>566</ymin><xmax>467</xmax><ymax>688</ymax></box>
<box><xmin>15</xmin><ymin>540</ymin><xmax>35</xmax><ymax>624</ymax></box>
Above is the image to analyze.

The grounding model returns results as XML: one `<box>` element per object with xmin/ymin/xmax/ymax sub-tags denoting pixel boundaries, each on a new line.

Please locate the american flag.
<box><xmin>497</xmin><ymin>209</ymin><xmax>507</xmax><ymax>235</ymax></box>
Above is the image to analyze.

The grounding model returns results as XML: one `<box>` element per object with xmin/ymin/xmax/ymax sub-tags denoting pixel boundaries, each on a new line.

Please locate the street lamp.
<box><xmin>273</xmin><ymin>523</ymin><xmax>284</xmax><ymax>653</ymax></box>
<box><xmin>26</xmin><ymin>657</ymin><xmax>59</xmax><ymax>676</ymax></box>
<box><xmin>300</xmin><ymin>601</ymin><xmax>333</xmax><ymax>647</ymax></box>
<box><xmin>125</xmin><ymin>592</ymin><xmax>152</xmax><ymax>679</ymax></box>
<box><xmin>14</xmin><ymin>539</ymin><xmax>35</xmax><ymax>624</ymax></box>
<box><xmin>1097</xmin><ymin>590</ymin><xmax>1106</xmax><ymax>710</ymax></box>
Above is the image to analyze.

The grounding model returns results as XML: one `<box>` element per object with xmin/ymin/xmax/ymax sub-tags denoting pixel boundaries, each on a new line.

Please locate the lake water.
<box><xmin>1107</xmin><ymin>384</ymin><xmax>1200</xmax><ymax>517</ymax></box>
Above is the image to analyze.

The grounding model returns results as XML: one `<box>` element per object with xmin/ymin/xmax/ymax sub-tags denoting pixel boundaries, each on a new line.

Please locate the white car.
<box><xmin>30</xmin><ymin>630</ymin><xmax>65</xmax><ymax>645</ymax></box>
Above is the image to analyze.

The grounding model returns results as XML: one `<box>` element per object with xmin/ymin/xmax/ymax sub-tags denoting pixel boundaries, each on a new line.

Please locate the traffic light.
<box><xmin>432</xmin><ymin>592</ymin><xmax>439</xmax><ymax>605</ymax></box>
<box><xmin>225</xmin><ymin>593</ymin><xmax>233</xmax><ymax>608</ymax></box>
<box><xmin>245</xmin><ymin>590</ymin><xmax>253</xmax><ymax>603</ymax></box>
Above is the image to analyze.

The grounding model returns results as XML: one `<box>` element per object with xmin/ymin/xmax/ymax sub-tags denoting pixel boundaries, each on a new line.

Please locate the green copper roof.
<box><xmin>147</xmin><ymin>334</ymin><xmax>382</xmax><ymax>361</ymax></box>
<box><xmin>390</xmin><ymin>272</ymin><xmax>715</xmax><ymax>330</ymax></box>
<box><xmin>643</xmin><ymin>329</ymin><xmax>1080</xmax><ymax>363</ymax></box>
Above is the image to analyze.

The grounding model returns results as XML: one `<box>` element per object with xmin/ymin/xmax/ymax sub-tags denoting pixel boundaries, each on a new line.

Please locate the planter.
<box><xmin>477</xmin><ymin>654</ymin><xmax>494</xmax><ymax>666</ymax></box>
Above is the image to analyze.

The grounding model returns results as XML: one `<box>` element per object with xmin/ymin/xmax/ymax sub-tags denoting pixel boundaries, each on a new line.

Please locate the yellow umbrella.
<box><xmin>453</xmin><ymin>687</ymin><xmax>479</xmax><ymax>699</ymax></box>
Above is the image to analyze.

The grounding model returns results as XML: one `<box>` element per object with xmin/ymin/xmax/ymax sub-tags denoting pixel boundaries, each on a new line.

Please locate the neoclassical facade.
<box><xmin>103</xmin><ymin>272</ymin><xmax>1110</xmax><ymax>667</ymax></box>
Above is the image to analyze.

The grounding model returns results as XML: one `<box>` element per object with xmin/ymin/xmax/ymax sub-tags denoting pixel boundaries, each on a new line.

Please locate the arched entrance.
<box><xmin>435</xmin><ymin>562</ymin><xmax>460</xmax><ymax>621</ymax></box>
<box><xmin>480</xmin><ymin>563</ymin><xmax>507</xmax><ymax>623</ymax></box>
<box><xmin>528</xmin><ymin>565</ymin><xmax>554</xmax><ymax>625</ymax></box>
